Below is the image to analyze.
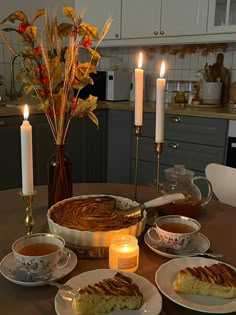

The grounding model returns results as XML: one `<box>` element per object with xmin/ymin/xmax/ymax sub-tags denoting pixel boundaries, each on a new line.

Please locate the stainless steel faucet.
<box><xmin>5</xmin><ymin>54</ymin><xmax>23</xmax><ymax>101</ymax></box>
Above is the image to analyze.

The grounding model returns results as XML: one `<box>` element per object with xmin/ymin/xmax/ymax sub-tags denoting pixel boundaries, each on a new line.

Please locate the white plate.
<box><xmin>0</xmin><ymin>248</ymin><xmax>77</xmax><ymax>286</ymax></box>
<box><xmin>155</xmin><ymin>257</ymin><xmax>236</xmax><ymax>313</ymax></box>
<box><xmin>55</xmin><ymin>269</ymin><xmax>162</xmax><ymax>315</ymax></box>
<box><xmin>144</xmin><ymin>228</ymin><xmax>210</xmax><ymax>259</ymax></box>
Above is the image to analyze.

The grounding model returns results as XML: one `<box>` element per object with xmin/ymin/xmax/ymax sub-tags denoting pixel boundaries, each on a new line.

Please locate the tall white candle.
<box><xmin>21</xmin><ymin>105</ymin><xmax>34</xmax><ymax>195</ymax></box>
<box><xmin>135</xmin><ymin>52</ymin><xmax>143</xmax><ymax>126</ymax></box>
<box><xmin>155</xmin><ymin>61</ymin><xmax>166</xmax><ymax>143</ymax></box>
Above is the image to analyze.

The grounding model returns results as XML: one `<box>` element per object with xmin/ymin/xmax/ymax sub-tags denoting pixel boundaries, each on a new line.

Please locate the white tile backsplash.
<box><xmin>190</xmin><ymin>54</ymin><xmax>199</xmax><ymax>69</ymax></box>
<box><xmin>182</xmin><ymin>54</ymin><xmax>191</xmax><ymax>70</ymax></box>
<box><xmin>1</xmin><ymin>34</ymin><xmax>236</xmax><ymax>102</ymax></box>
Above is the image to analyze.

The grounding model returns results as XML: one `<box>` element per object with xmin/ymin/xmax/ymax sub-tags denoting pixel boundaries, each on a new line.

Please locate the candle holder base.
<box><xmin>19</xmin><ymin>191</ymin><xmax>37</xmax><ymax>235</ymax></box>
<box><xmin>134</xmin><ymin>125</ymin><xmax>142</xmax><ymax>200</ymax></box>
<box><xmin>155</xmin><ymin>142</ymin><xmax>164</xmax><ymax>194</ymax></box>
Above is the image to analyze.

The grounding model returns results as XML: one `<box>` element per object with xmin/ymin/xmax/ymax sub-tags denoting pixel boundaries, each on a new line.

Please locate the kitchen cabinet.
<box><xmin>121</xmin><ymin>0</ymin><xmax>208</xmax><ymax>39</ymax></box>
<box><xmin>83</xmin><ymin>109</ymin><xmax>108</xmax><ymax>183</ymax></box>
<box><xmin>0</xmin><ymin>110</ymin><xmax>107</xmax><ymax>191</ymax></box>
<box><xmin>121</xmin><ymin>0</ymin><xmax>161</xmax><ymax>38</ymax></box>
<box><xmin>32</xmin><ymin>110</ymin><xmax>107</xmax><ymax>186</ymax></box>
<box><xmin>107</xmin><ymin>109</ymin><xmax>133</xmax><ymax>184</ymax></box>
<box><xmin>131</xmin><ymin>113</ymin><xmax>228</xmax><ymax>193</ymax></box>
<box><xmin>75</xmin><ymin>0</ymin><xmax>121</xmax><ymax>40</ymax></box>
<box><xmin>207</xmin><ymin>0</ymin><xmax>236</xmax><ymax>34</ymax></box>
<box><xmin>0</xmin><ymin>116</ymin><xmax>22</xmax><ymax>190</ymax></box>
<box><xmin>161</xmin><ymin>0</ymin><xmax>208</xmax><ymax>36</ymax></box>
<box><xmin>30</xmin><ymin>114</ymin><xmax>84</xmax><ymax>186</ymax></box>
<box><xmin>0</xmin><ymin>0</ymin><xmax>74</xmax><ymax>27</ymax></box>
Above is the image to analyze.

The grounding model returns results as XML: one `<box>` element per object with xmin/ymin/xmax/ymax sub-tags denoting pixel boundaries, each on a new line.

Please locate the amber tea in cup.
<box><xmin>147</xmin><ymin>215</ymin><xmax>201</xmax><ymax>250</ymax></box>
<box><xmin>12</xmin><ymin>233</ymin><xmax>69</xmax><ymax>278</ymax></box>
<box><xmin>18</xmin><ymin>243</ymin><xmax>60</xmax><ymax>256</ymax></box>
<box><xmin>159</xmin><ymin>222</ymin><xmax>196</xmax><ymax>234</ymax></box>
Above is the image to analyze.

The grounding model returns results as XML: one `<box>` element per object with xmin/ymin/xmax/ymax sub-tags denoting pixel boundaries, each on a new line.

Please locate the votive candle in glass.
<box><xmin>109</xmin><ymin>235</ymin><xmax>139</xmax><ymax>272</ymax></box>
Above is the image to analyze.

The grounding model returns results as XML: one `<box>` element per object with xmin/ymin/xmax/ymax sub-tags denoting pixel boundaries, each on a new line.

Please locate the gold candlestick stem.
<box><xmin>19</xmin><ymin>191</ymin><xmax>37</xmax><ymax>235</ymax></box>
<box><xmin>134</xmin><ymin>126</ymin><xmax>142</xmax><ymax>200</ymax></box>
<box><xmin>155</xmin><ymin>143</ymin><xmax>164</xmax><ymax>194</ymax></box>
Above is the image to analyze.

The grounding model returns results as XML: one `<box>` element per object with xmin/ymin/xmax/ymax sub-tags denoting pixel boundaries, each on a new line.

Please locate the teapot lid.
<box><xmin>164</xmin><ymin>164</ymin><xmax>194</xmax><ymax>180</ymax></box>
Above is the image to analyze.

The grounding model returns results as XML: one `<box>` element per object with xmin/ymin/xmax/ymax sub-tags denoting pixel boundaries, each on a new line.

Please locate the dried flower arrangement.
<box><xmin>0</xmin><ymin>6</ymin><xmax>111</xmax><ymax>144</ymax></box>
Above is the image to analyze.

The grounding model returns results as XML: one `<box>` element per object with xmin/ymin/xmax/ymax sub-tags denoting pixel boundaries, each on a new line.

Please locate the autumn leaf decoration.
<box><xmin>0</xmin><ymin>7</ymin><xmax>112</xmax><ymax>144</ymax></box>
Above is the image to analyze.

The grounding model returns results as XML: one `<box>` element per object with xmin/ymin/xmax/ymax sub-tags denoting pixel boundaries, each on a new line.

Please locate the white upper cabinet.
<box><xmin>75</xmin><ymin>0</ymin><xmax>121</xmax><ymax>40</ymax></box>
<box><xmin>161</xmin><ymin>0</ymin><xmax>208</xmax><ymax>36</ymax></box>
<box><xmin>207</xmin><ymin>0</ymin><xmax>236</xmax><ymax>33</ymax></box>
<box><xmin>121</xmin><ymin>0</ymin><xmax>161</xmax><ymax>38</ymax></box>
<box><xmin>121</xmin><ymin>0</ymin><xmax>208</xmax><ymax>38</ymax></box>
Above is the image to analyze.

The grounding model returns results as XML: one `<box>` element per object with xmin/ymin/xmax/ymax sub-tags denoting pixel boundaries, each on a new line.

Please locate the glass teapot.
<box><xmin>159</xmin><ymin>164</ymin><xmax>213</xmax><ymax>218</ymax></box>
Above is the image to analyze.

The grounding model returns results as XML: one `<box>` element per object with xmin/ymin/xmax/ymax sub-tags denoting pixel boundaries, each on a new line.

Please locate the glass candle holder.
<box><xmin>109</xmin><ymin>235</ymin><xmax>139</xmax><ymax>272</ymax></box>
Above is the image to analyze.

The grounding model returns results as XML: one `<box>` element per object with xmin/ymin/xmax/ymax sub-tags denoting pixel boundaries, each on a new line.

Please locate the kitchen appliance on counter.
<box><xmin>106</xmin><ymin>71</ymin><xmax>132</xmax><ymax>101</ymax></box>
<box><xmin>78</xmin><ymin>70</ymin><xmax>132</xmax><ymax>101</ymax></box>
<box><xmin>78</xmin><ymin>71</ymin><xmax>106</xmax><ymax>100</ymax></box>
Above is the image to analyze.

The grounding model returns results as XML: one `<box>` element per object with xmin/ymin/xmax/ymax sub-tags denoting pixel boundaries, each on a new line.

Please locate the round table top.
<box><xmin>0</xmin><ymin>183</ymin><xmax>236</xmax><ymax>315</ymax></box>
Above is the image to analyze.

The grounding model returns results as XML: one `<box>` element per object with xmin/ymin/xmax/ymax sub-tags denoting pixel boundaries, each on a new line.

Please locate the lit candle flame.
<box><xmin>138</xmin><ymin>52</ymin><xmax>143</xmax><ymax>69</ymax></box>
<box><xmin>160</xmin><ymin>61</ymin><xmax>165</xmax><ymax>78</ymax></box>
<box><xmin>23</xmin><ymin>104</ymin><xmax>29</xmax><ymax>120</ymax></box>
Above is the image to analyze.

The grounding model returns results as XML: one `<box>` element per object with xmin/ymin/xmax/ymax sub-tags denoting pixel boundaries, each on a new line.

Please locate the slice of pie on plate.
<box><xmin>72</xmin><ymin>272</ymin><xmax>143</xmax><ymax>314</ymax></box>
<box><xmin>173</xmin><ymin>263</ymin><xmax>236</xmax><ymax>299</ymax></box>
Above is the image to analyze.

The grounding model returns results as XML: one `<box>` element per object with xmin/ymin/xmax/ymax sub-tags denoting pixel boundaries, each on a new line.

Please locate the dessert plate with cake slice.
<box><xmin>55</xmin><ymin>269</ymin><xmax>162</xmax><ymax>315</ymax></box>
<box><xmin>155</xmin><ymin>257</ymin><xmax>236</xmax><ymax>313</ymax></box>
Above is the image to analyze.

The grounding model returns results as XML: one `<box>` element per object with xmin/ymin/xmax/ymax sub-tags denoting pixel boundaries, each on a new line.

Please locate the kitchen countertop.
<box><xmin>98</xmin><ymin>101</ymin><xmax>236</xmax><ymax>120</ymax></box>
<box><xmin>1</xmin><ymin>101</ymin><xmax>236</xmax><ymax>120</ymax></box>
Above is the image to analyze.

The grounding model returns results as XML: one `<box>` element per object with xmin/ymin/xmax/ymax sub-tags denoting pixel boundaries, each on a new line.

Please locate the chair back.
<box><xmin>205</xmin><ymin>163</ymin><xmax>236</xmax><ymax>206</ymax></box>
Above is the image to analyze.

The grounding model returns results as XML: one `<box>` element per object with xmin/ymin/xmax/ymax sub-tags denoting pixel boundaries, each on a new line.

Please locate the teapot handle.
<box><xmin>192</xmin><ymin>176</ymin><xmax>213</xmax><ymax>206</ymax></box>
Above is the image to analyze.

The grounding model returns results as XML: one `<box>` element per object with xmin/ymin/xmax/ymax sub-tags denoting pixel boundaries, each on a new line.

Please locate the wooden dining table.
<box><xmin>0</xmin><ymin>183</ymin><xmax>236</xmax><ymax>315</ymax></box>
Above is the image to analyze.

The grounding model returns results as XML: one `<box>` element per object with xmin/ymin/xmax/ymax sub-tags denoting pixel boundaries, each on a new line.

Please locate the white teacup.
<box><xmin>12</xmin><ymin>233</ymin><xmax>70</xmax><ymax>278</ymax></box>
<box><xmin>147</xmin><ymin>215</ymin><xmax>201</xmax><ymax>250</ymax></box>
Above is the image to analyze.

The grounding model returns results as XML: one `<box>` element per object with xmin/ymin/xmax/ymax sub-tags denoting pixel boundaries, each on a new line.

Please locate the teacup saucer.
<box><xmin>144</xmin><ymin>228</ymin><xmax>210</xmax><ymax>259</ymax></box>
<box><xmin>0</xmin><ymin>248</ymin><xmax>77</xmax><ymax>286</ymax></box>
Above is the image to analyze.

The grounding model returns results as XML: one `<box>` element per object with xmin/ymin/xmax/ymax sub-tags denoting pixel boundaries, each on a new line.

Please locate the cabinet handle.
<box><xmin>0</xmin><ymin>120</ymin><xmax>5</xmax><ymax>126</ymax></box>
<box><xmin>154</xmin><ymin>31</ymin><xmax>158</xmax><ymax>35</ymax></box>
<box><xmin>115</xmin><ymin>33</ymin><xmax>119</xmax><ymax>38</ymax></box>
<box><xmin>160</xmin><ymin>30</ymin><xmax>164</xmax><ymax>35</ymax></box>
<box><xmin>170</xmin><ymin>116</ymin><xmax>180</xmax><ymax>123</ymax></box>
<box><xmin>168</xmin><ymin>143</ymin><xmax>179</xmax><ymax>149</ymax></box>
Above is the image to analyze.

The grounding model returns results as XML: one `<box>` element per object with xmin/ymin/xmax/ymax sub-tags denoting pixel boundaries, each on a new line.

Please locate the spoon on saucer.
<box><xmin>14</xmin><ymin>268</ymin><xmax>73</xmax><ymax>291</ymax></box>
<box><xmin>148</xmin><ymin>238</ymin><xmax>223</xmax><ymax>258</ymax></box>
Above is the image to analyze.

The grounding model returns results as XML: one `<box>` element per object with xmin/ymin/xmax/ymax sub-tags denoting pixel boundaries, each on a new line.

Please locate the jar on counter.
<box><xmin>188</xmin><ymin>92</ymin><xmax>195</xmax><ymax>104</ymax></box>
<box><xmin>174</xmin><ymin>91</ymin><xmax>187</xmax><ymax>103</ymax></box>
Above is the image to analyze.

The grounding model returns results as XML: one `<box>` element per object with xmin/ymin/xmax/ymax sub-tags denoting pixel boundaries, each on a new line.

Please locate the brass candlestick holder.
<box><xmin>19</xmin><ymin>191</ymin><xmax>37</xmax><ymax>235</ymax></box>
<box><xmin>134</xmin><ymin>125</ymin><xmax>142</xmax><ymax>200</ymax></box>
<box><xmin>155</xmin><ymin>142</ymin><xmax>164</xmax><ymax>194</ymax></box>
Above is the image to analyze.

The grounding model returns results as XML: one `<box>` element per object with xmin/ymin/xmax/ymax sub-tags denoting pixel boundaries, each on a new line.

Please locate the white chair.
<box><xmin>205</xmin><ymin>163</ymin><xmax>236</xmax><ymax>206</ymax></box>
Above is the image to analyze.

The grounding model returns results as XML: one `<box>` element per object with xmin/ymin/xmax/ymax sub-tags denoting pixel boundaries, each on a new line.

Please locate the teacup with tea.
<box><xmin>12</xmin><ymin>233</ymin><xmax>70</xmax><ymax>278</ymax></box>
<box><xmin>147</xmin><ymin>215</ymin><xmax>201</xmax><ymax>250</ymax></box>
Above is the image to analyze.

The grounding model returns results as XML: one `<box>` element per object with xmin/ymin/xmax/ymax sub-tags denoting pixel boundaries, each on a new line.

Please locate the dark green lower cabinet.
<box><xmin>31</xmin><ymin>110</ymin><xmax>108</xmax><ymax>186</ymax></box>
<box><xmin>0</xmin><ymin>110</ymin><xmax>230</xmax><ymax>191</ymax></box>
<box><xmin>0</xmin><ymin>116</ymin><xmax>22</xmax><ymax>190</ymax></box>
<box><xmin>0</xmin><ymin>110</ymin><xmax>108</xmax><ymax>190</ymax></box>
<box><xmin>107</xmin><ymin>109</ymin><xmax>133</xmax><ymax>184</ymax></box>
<box><xmin>131</xmin><ymin>113</ymin><xmax>228</xmax><ymax>196</ymax></box>
<box><xmin>83</xmin><ymin>109</ymin><xmax>108</xmax><ymax>183</ymax></box>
